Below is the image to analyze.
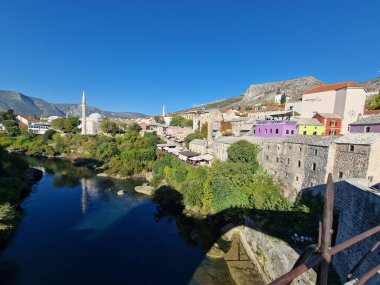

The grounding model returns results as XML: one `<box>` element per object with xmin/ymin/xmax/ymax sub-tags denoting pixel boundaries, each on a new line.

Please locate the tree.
<box><xmin>154</xmin><ymin>116</ymin><xmax>165</xmax><ymax>124</ymax></box>
<box><xmin>0</xmin><ymin>109</ymin><xmax>20</xmax><ymax>136</ymax></box>
<box><xmin>127</xmin><ymin>122</ymin><xmax>141</xmax><ymax>132</ymax></box>
<box><xmin>184</xmin><ymin>131</ymin><xmax>206</xmax><ymax>148</ymax></box>
<box><xmin>200</xmin><ymin>123</ymin><xmax>208</xmax><ymax>138</ymax></box>
<box><xmin>227</xmin><ymin>140</ymin><xmax>260</xmax><ymax>172</ymax></box>
<box><xmin>280</xmin><ymin>94</ymin><xmax>287</xmax><ymax>104</ymax></box>
<box><xmin>100</xmin><ymin>120</ymin><xmax>119</xmax><ymax>136</ymax></box>
<box><xmin>366</xmin><ymin>92</ymin><xmax>380</xmax><ymax>110</ymax></box>
<box><xmin>170</xmin><ymin>116</ymin><xmax>193</xmax><ymax>128</ymax></box>
<box><xmin>51</xmin><ymin>117</ymin><xmax>80</xmax><ymax>133</ymax></box>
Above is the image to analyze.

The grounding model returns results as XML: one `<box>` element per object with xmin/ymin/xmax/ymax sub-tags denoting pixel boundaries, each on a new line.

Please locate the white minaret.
<box><xmin>81</xmin><ymin>90</ymin><xmax>87</xmax><ymax>135</ymax></box>
<box><xmin>162</xmin><ymin>104</ymin><xmax>166</xmax><ymax>117</ymax></box>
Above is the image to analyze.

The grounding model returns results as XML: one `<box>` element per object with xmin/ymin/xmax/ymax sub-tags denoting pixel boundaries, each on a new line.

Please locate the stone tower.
<box><xmin>81</xmin><ymin>90</ymin><xmax>87</xmax><ymax>135</ymax></box>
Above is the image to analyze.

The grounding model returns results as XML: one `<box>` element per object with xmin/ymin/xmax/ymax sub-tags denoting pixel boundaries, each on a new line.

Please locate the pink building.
<box><xmin>253</xmin><ymin>120</ymin><xmax>298</xmax><ymax>137</ymax></box>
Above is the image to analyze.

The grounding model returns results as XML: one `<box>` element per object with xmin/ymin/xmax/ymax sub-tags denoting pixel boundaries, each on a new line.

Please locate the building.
<box><xmin>349</xmin><ymin>114</ymin><xmax>380</xmax><ymax>133</ymax></box>
<box><xmin>80</xmin><ymin>91</ymin><xmax>104</xmax><ymax>135</ymax></box>
<box><xmin>294</xmin><ymin>117</ymin><xmax>324</xmax><ymax>135</ymax></box>
<box><xmin>209</xmin><ymin>136</ymin><xmax>241</xmax><ymax>161</ymax></box>
<box><xmin>331</xmin><ymin>134</ymin><xmax>380</xmax><ymax>183</ymax></box>
<box><xmin>313</xmin><ymin>113</ymin><xmax>342</xmax><ymax>135</ymax></box>
<box><xmin>16</xmin><ymin>115</ymin><xmax>51</xmax><ymax>134</ymax></box>
<box><xmin>301</xmin><ymin>82</ymin><xmax>367</xmax><ymax>134</ymax></box>
<box><xmin>189</xmin><ymin>139</ymin><xmax>208</xmax><ymax>155</ymax></box>
<box><xmin>253</xmin><ymin>120</ymin><xmax>298</xmax><ymax>137</ymax></box>
<box><xmin>0</xmin><ymin>123</ymin><xmax>6</xmax><ymax>133</ymax></box>
<box><xmin>230</xmin><ymin>117</ymin><xmax>250</xmax><ymax>136</ymax></box>
<box><xmin>260</xmin><ymin>135</ymin><xmax>337</xmax><ymax>199</ymax></box>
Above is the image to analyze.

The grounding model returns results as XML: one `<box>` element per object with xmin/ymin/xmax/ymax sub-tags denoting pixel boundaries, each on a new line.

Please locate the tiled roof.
<box><xmin>350</xmin><ymin>114</ymin><xmax>380</xmax><ymax>126</ymax></box>
<box><xmin>364</xmin><ymin>109</ymin><xmax>380</xmax><ymax>116</ymax></box>
<box><xmin>283</xmin><ymin>135</ymin><xmax>338</xmax><ymax>147</ymax></box>
<box><xmin>304</xmin><ymin>82</ymin><xmax>363</xmax><ymax>94</ymax></box>
<box><xmin>293</xmin><ymin>117</ymin><xmax>323</xmax><ymax>126</ymax></box>
<box><xmin>213</xmin><ymin>136</ymin><xmax>241</xmax><ymax>144</ymax></box>
<box><xmin>315</xmin><ymin>113</ymin><xmax>342</xmax><ymax>119</ymax></box>
<box><xmin>334</xmin><ymin>133</ymin><xmax>380</xmax><ymax>145</ymax></box>
<box><xmin>242</xmin><ymin>136</ymin><xmax>286</xmax><ymax>145</ymax></box>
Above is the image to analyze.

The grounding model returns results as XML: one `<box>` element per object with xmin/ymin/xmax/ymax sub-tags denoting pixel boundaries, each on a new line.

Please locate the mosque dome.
<box><xmin>88</xmin><ymin>113</ymin><xmax>103</xmax><ymax>119</ymax></box>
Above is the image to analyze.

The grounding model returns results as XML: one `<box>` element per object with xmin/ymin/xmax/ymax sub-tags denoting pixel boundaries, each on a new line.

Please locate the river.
<box><xmin>0</xmin><ymin>158</ymin><xmax>232</xmax><ymax>285</ymax></box>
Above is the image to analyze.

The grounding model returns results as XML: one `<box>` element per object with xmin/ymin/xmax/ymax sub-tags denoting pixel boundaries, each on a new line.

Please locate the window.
<box><xmin>291</xmin><ymin>130</ymin><xmax>295</xmax><ymax>134</ymax></box>
<box><xmin>349</xmin><ymin>145</ymin><xmax>355</xmax><ymax>152</ymax></box>
<box><xmin>298</xmin><ymin>160</ymin><xmax>301</xmax><ymax>167</ymax></box>
<box><xmin>286</xmin><ymin>130</ymin><xmax>289</xmax><ymax>134</ymax></box>
<box><xmin>285</xmin><ymin>172</ymin><xmax>288</xmax><ymax>177</ymax></box>
<box><xmin>276</xmin><ymin>157</ymin><xmax>279</xmax><ymax>163</ymax></box>
<box><xmin>313</xmin><ymin>131</ymin><xmax>317</xmax><ymax>135</ymax></box>
<box><xmin>299</xmin><ymin>147</ymin><xmax>302</xmax><ymax>152</ymax></box>
<box><xmin>329</xmin><ymin>130</ymin><xmax>336</xmax><ymax>135</ymax></box>
<box><xmin>295</xmin><ymin>176</ymin><xmax>299</xmax><ymax>181</ymax></box>
<box><xmin>266</xmin><ymin>155</ymin><xmax>269</xmax><ymax>161</ymax></box>
<box><xmin>365</xmin><ymin>126</ymin><xmax>371</xmax><ymax>133</ymax></box>
<box><xmin>303</xmin><ymin>131</ymin><xmax>307</xmax><ymax>135</ymax></box>
<box><xmin>310</xmin><ymin>182</ymin><xmax>314</xmax><ymax>187</ymax></box>
<box><xmin>330</xmin><ymin>120</ymin><xmax>336</xmax><ymax>127</ymax></box>
<box><xmin>338</xmin><ymin>172</ymin><xmax>343</xmax><ymax>179</ymax></box>
<box><xmin>287</xmin><ymin>158</ymin><xmax>290</xmax><ymax>164</ymax></box>
<box><xmin>265</xmin><ymin>128</ymin><xmax>268</xmax><ymax>133</ymax></box>
<box><xmin>314</xmin><ymin>149</ymin><xmax>318</xmax><ymax>155</ymax></box>
<box><xmin>270</xmin><ymin>129</ymin><xmax>273</xmax><ymax>133</ymax></box>
<box><xmin>312</xmin><ymin>163</ymin><xmax>316</xmax><ymax>171</ymax></box>
<box><xmin>267</xmin><ymin>145</ymin><xmax>270</xmax><ymax>150</ymax></box>
<box><xmin>275</xmin><ymin>128</ymin><xmax>279</xmax><ymax>134</ymax></box>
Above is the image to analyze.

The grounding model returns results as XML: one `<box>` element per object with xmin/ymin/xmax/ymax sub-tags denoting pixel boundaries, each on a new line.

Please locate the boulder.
<box><xmin>117</xmin><ymin>190</ymin><xmax>125</xmax><ymax>196</ymax></box>
<box><xmin>134</xmin><ymin>183</ymin><xmax>155</xmax><ymax>196</ymax></box>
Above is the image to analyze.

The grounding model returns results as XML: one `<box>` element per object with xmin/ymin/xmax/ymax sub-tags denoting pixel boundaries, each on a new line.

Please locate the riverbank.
<box><xmin>0</xmin><ymin>150</ymin><xmax>43</xmax><ymax>249</ymax></box>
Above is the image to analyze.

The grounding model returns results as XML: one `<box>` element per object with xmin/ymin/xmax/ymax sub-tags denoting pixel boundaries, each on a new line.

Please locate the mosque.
<box><xmin>80</xmin><ymin>90</ymin><xmax>104</xmax><ymax>135</ymax></box>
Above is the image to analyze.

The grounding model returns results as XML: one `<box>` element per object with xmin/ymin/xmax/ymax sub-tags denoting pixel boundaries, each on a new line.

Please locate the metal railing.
<box><xmin>270</xmin><ymin>174</ymin><xmax>380</xmax><ymax>285</ymax></box>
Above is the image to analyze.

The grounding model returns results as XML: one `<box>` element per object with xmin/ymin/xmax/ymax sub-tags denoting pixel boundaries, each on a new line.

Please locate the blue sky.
<box><xmin>0</xmin><ymin>0</ymin><xmax>379</xmax><ymax>115</ymax></box>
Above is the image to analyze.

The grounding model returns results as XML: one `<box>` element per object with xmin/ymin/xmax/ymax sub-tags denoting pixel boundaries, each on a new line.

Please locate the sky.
<box><xmin>0</xmin><ymin>0</ymin><xmax>379</xmax><ymax>115</ymax></box>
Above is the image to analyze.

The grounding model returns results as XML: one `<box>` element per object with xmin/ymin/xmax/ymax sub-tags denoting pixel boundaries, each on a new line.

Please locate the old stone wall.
<box><xmin>332</xmin><ymin>144</ymin><xmax>370</xmax><ymax>181</ymax></box>
<box><xmin>304</xmin><ymin>180</ymin><xmax>380</xmax><ymax>284</ymax></box>
<box><xmin>239</xmin><ymin>217</ymin><xmax>316</xmax><ymax>284</ymax></box>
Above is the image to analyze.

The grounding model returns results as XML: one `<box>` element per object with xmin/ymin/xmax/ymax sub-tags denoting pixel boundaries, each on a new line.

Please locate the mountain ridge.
<box><xmin>0</xmin><ymin>90</ymin><xmax>147</xmax><ymax>119</ymax></box>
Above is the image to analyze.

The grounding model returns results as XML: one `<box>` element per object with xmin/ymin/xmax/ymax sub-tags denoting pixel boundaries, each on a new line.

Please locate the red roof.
<box><xmin>304</xmin><ymin>82</ymin><xmax>363</xmax><ymax>95</ymax></box>
<box><xmin>364</xmin><ymin>109</ymin><xmax>380</xmax><ymax>115</ymax></box>
<box><xmin>20</xmin><ymin>115</ymin><xmax>40</xmax><ymax>122</ymax></box>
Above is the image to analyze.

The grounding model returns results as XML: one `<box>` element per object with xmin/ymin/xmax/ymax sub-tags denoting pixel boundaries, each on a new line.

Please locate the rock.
<box><xmin>145</xmin><ymin>172</ymin><xmax>154</xmax><ymax>182</ymax></box>
<box><xmin>134</xmin><ymin>183</ymin><xmax>155</xmax><ymax>196</ymax></box>
<box><xmin>158</xmin><ymin>180</ymin><xmax>168</xmax><ymax>188</ymax></box>
<box><xmin>221</xmin><ymin>225</ymin><xmax>243</xmax><ymax>241</ymax></box>
<box><xmin>117</xmin><ymin>190</ymin><xmax>125</xmax><ymax>196</ymax></box>
<box><xmin>206</xmin><ymin>243</ymin><xmax>225</xmax><ymax>260</ymax></box>
<box><xmin>97</xmin><ymin>173</ymin><xmax>108</xmax><ymax>177</ymax></box>
<box><xmin>72</xmin><ymin>158</ymin><xmax>102</xmax><ymax>169</ymax></box>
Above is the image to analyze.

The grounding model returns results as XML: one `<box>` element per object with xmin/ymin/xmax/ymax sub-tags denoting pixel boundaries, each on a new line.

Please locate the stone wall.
<box><xmin>304</xmin><ymin>179</ymin><xmax>380</xmax><ymax>284</ymax></box>
<box><xmin>239</xmin><ymin>217</ymin><xmax>316</xmax><ymax>284</ymax></box>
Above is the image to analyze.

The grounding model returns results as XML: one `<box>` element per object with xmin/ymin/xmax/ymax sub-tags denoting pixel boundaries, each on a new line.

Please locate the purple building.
<box><xmin>349</xmin><ymin>114</ymin><xmax>380</xmax><ymax>133</ymax></box>
<box><xmin>253</xmin><ymin>120</ymin><xmax>298</xmax><ymax>137</ymax></box>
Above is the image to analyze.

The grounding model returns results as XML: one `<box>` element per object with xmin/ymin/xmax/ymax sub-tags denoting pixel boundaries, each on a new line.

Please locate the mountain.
<box><xmin>0</xmin><ymin>90</ymin><xmax>147</xmax><ymax>118</ymax></box>
<box><xmin>242</xmin><ymin>76</ymin><xmax>325</xmax><ymax>104</ymax></box>
<box><xmin>362</xmin><ymin>76</ymin><xmax>380</xmax><ymax>92</ymax></box>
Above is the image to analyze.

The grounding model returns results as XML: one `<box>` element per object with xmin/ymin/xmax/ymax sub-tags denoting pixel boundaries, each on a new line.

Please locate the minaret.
<box><xmin>162</xmin><ymin>104</ymin><xmax>166</xmax><ymax>117</ymax></box>
<box><xmin>81</xmin><ymin>90</ymin><xmax>87</xmax><ymax>135</ymax></box>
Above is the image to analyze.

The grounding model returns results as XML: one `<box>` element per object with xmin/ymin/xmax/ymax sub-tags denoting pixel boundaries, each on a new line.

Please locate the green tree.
<box><xmin>280</xmin><ymin>94</ymin><xmax>287</xmax><ymax>104</ymax></box>
<box><xmin>154</xmin><ymin>116</ymin><xmax>165</xmax><ymax>124</ymax></box>
<box><xmin>227</xmin><ymin>140</ymin><xmax>260</xmax><ymax>172</ymax></box>
<box><xmin>127</xmin><ymin>122</ymin><xmax>141</xmax><ymax>132</ymax></box>
<box><xmin>184</xmin><ymin>131</ymin><xmax>206</xmax><ymax>148</ymax></box>
<box><xmin>366</xmin><ymin>92</ymin><xmax>380</xmax><ymax>110</ymax></box>
<box><xmin>200</xmin><ymin>123</ymin><xmax>208</xmax><ymax>138</ymax></box>
<box><xmin>51</xmin><ymin>117</ymin><xmax>79</xmax><ymax>133</ymax></box>
<box><xmin>100</xmin><ymin>120</ymin><xmax>119</xmax><ymax>136</ymax></box>
<box><xmin>0</xmin><ymin>109</ymin><xmax>20</xmax><ymax>136</ymax></box>
<box><xmin>170</xmin><ymin>116</ymin><xmax>193</xmax><ymax>128</ymax></box>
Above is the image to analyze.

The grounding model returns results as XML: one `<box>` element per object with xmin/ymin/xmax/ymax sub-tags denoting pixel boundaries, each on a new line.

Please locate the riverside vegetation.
<box><xmin>0</xmin><ymin>111</ymin><xmax>322</xmax><ymax>247</ymax></box>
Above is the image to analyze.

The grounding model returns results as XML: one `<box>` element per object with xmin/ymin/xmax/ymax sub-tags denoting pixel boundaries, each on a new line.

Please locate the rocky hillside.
<box><xmin>242</xmin><ymin>76</ymin><xmax>325</xmax><ymax>104</ymax></box>
<box><xmin>0</xmin><ymin>90</ymin><xmax>147</xmax><ymax>118</ymax></box>
<box><xmin>362</xmin><ymin>76</ymin><xmax>380</xmax><ymax>92</ymax></box>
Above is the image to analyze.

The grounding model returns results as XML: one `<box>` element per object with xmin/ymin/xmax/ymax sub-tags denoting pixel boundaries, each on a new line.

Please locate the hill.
<box><xmin>0</xmin><ymin>90</ymin><xmax>147</xmax><ymax>119</ymax></box>
<box><xmin>177</xmin><ymin>76</ymin><xmax>380</xmax><ymax>113</ymax></box>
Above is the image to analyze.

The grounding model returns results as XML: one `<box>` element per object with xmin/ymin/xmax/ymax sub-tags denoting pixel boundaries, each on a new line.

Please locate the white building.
<box><xmin>301</xmin><ymin>82</ymin><xmax>367</xmax><ymax>134</ymax></box>
<box><xmin>80</xmin><ymin>91</ymin><xmax>104</xmax><ymax>135</ymax></box>
<box><xmin>16</xmin><ymin>115</ymin><xmax>51</xmax><ymax>135</ymax></box>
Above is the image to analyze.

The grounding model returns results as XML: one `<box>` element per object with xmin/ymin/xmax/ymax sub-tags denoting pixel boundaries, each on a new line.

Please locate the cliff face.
<box><xmin>362</xmin><ymin>76</ymin><xmax>380</xmax><ymax>92</ymax></box>
<box><xmin>243</xmin><ymin>76</ymin><xmax>325</xmax><ymax>104</ymax></box>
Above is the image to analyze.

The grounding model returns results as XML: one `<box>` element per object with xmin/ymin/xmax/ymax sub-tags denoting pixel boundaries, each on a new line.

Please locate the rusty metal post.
<box><xmin>316</xmin><ymin>173</ymin><xmax>335</xmax><ymax>285</ymax></box>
